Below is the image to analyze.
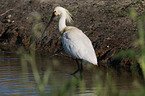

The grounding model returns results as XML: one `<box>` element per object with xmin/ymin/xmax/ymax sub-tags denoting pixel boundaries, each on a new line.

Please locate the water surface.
<box><xmin>0</xmin><ymin>51</ymin><xmax>143</xmax><ymax>96</ymax></box>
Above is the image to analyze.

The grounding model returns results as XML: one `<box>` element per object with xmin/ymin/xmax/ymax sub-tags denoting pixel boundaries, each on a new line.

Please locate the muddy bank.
<box><xmin>0</xmin><ymin>0</ymin><xmax>145</xmax><ymax>67</ymax></box>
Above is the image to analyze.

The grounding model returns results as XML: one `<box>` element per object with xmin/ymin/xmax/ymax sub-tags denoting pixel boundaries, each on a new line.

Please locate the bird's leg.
<box><xmin>79</xmin><ymin>59</ymin><xmax>83</xmax><ymax>78</ymax></box>
<box><xmin>80</xmin><ymin>59</ymin><xmax>83</xmax><ymax>73</ymax></box>
<box><xmin>70</xmin><ymin>59</ymin><xmax>81</xmax><ymax>75</ymax></box>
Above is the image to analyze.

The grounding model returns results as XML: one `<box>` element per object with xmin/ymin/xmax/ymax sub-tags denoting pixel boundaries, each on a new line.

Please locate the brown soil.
<box><xmin>0</xmin><ymin>0</ymin><xmax>145</xmax><ymax>67</ymax></box>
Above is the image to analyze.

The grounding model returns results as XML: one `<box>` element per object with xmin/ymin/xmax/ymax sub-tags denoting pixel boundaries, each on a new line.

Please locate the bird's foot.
<box><xmin>67</xmin><ymin>68</ymin><xmax>82</xmax><ymax>75</ymax></box>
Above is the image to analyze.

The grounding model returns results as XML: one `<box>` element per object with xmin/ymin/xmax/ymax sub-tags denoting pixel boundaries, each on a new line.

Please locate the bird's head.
<box><xmin>41</xmin><ymin>6</ymin><xmax>72</xmax><ymax>38</ymax></box>
<box><xmin>53</xmin><ymin>6</ymin><xmax>72</xmax><ymax>23</ymax></box>
<box><xmin>53</xmin><ymin>6</ymin><xmax>63</xmax><ymax>16</ymax></box>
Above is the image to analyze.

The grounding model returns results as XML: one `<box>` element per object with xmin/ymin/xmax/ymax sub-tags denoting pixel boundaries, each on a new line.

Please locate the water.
<box><xmin>0</xmin><ymin>51</ymin><xmax>143</xmax><ymax>96</ymax></box>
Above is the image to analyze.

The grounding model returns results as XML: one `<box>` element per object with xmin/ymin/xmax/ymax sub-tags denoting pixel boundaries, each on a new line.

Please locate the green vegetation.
<box><xmin>16</xmin><ymin>4</ymin><xmax>145</xmax><ymax>96</ymax></box>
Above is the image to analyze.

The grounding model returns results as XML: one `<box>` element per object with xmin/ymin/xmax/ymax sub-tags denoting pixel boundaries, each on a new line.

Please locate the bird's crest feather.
<box><xmin>55</xmin><ymin>6</ymin><xmax>73</xmax><ymax>23</ymax></box>
<box><xmin>64</xmin><ymin>8</ymin><xmax>72</xmax><ymax>23</ymax></box>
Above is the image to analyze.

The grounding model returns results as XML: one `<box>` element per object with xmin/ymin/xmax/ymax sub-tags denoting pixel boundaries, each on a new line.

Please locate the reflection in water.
<box><xmin>0</xmin><ymin>52</ymin><xmax>143</xmax><ymax>96</ymax></box>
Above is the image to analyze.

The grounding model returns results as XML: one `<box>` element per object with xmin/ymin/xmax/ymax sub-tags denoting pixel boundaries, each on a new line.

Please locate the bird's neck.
<box><xmin>59</xmin><ymin>15</ymin><xmax>67</xmax><ymax>33</ymax></box>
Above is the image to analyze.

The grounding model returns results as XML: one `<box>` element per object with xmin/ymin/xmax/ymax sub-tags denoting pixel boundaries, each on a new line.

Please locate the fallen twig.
<box><xmin>0</xmin><ymin>7</ymin><xmax>15</xmax><ymax>16</ymax></box>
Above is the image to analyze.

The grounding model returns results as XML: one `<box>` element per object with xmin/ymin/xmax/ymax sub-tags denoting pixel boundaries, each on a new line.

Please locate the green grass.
<box><xmin>16</xmin><ymin>4</ymin><xmax>145</xmax><ymax>96</ymax></box>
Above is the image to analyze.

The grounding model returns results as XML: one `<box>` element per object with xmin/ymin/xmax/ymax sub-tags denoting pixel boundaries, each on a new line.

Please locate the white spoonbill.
<box><xmin>43</xmin><ymin>6</ymin><xmax>98</xmax><ymax>74</ymax></box>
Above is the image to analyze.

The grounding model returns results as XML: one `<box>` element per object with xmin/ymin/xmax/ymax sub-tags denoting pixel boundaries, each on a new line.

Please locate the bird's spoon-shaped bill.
<box><xmin>41</xmin><ymin>12</ymin><xmax>55</xmax><ymax>38</ymax></box>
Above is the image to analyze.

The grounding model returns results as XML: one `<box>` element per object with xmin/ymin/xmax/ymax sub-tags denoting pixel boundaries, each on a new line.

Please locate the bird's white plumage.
<box><xmin>54</xmin><ymin>6</ymin><xmax>98</xmax><ymax>65</ymax></box>
<box><xmin>62</xmin><ymin>26</ymin><xmax>97</xmax><ymax>65</ymax></box>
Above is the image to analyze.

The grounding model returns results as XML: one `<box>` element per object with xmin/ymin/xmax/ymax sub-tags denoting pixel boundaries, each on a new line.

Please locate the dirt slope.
<box><xmin>0</xmin><ymin>0</ymin><xmax>145</xmax><ymax>67</ymax></box>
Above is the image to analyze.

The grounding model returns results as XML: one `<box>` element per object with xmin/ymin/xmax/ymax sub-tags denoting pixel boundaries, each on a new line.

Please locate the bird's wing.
<box><xmin>62</xmin><ymin>27</ymin><xmax>97</xmax><ymax>64</ymax></box>
<box><xmin>62</xmin><ymin>29</ymin><xmax>82</xmax><ymax>59</ymax></box>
